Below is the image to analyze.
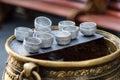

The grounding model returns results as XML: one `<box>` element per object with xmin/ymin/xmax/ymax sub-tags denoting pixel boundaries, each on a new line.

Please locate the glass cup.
<box><xmin>55</xmin><ymin>31</ymin><xmax>71</xmax><ymax>45</ymax></box>
<box><xmin>23</xmin><ymin>37</ymin><xmax>41</xmax><ymax>53</ymax></box>
<box><xmin>58</xmin><ymin>20</ymin><xmax>75</xmax><ymax>30</ymax></box>
<box><xmin>14</xmin><ymin>27</ymin><xmax>33</xmax><ymax>41</ymax></box>
<box><xmin>34</xmin><ymin>16</ymin><xmax>52</xmax><ymax>30</ymax></box>
<box><xmin>33</xmin><ymin>32</ymin><xmax>53</xmax><ymax>48</ymax></box>
<box><xmin>79</xmin><ymin>22</ymin><xmax>97</xmax><ymax>36</ymax></box>
<box><xmin>63</xmin><ymin>26</ymin><xmax>79</xmax><ymax>40</ymax></box>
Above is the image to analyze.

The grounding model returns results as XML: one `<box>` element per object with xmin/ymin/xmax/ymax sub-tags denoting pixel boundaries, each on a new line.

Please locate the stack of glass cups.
<box><xmin>62</xmin><ymin>26</ymin><xmax>79</xmax><ymax>40</ymax></box>
<box><xmin>34</xmin><ymin>16</ymin><xmax>53</xmax><ymax>48</ymax></box>
<box><xmin>33</xmin><ymin>32</ymin><xmax>53</xmax><ymax>48</ymax></box>
<box><xmin>54</xmin><ymin>20</ymin><xmax>77</xmax><ymax>45</ymax></box>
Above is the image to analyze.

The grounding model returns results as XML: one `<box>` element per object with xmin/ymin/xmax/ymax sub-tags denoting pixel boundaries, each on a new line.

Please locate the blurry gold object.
<box><xmin>3</xmin><ymin>27</ymin><xmax>120</xmax><ymax>80</ymax></box>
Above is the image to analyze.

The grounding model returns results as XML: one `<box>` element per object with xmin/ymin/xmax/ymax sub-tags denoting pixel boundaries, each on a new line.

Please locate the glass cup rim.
<box><xmin>34</xmin><ymin>27</ymin><xmax>51</xmax><ymax>33</ymax></box>
<box><xmin>62</xmin><ymin>26</ymin><xmax>78</xmax><ymax>32</ymax></box>
<box><xmin>80</xmin><ymin>22</ymin><xmax>97</xmax><ymax>29</ymax></box>
<box><xmin>15</xmin><ymin>27</ymin><xmax>32</xmax><ymax>32</ymax></box>
<box><xmin>34</xmin><ymin>16</ymin><xmax>52</xmax><ymax>27</ymax></box>
<box><xmin>58</xmin><ymin>20</ymin><xmax>75</xmax><ymax>25</ymax></box>
<box><xmin>24</xmin><ymin>36</ymin><xmax>42</xmax><ymax>45</ymax></box>
<box><xmin>33</xmin><ymin>32</ymin><xmax>53</xmax><ymax>40</ymax></box>
<box><xmin>55</xmin><ymin>31</ymin><xmax>71</xmax><ymax>38</ymax></box>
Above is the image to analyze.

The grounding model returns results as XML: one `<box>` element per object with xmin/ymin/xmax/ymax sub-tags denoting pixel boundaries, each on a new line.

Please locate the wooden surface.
<box><xmin>0</xmin><ymin>0</ymin><xmax>120</xmax><ymax>31</ymax></box>
<box><xmin>0</xmin><ymin>0</ymin><xmax>84</xmax><ymax>17</ymax></box>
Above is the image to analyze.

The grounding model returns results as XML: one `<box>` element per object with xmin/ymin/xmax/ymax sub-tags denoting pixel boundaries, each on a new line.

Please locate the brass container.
<box><xmin>2</xmin><ymin>29</ymin><xmax>120</xmax><ymax>80</ymax></box>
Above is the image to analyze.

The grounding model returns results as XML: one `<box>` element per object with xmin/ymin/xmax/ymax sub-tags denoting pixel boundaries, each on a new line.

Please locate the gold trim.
<box><xmin>5</xmin><ymin>29</ymin><xmax>120</xmax><ymax>67</ymax></box>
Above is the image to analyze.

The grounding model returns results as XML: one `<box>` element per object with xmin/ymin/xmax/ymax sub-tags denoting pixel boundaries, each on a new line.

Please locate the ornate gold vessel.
<box><xmin>3</xmin><ymin>29</ymin><xmax>120</xmax><ymax>80</ymax></box>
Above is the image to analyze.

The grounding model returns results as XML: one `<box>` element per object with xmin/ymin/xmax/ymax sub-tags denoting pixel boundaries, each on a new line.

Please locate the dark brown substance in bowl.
<box><xmin>28</xmin><ymin>38</ymin><xmax>116</xmax><ymax>61</ymax></box>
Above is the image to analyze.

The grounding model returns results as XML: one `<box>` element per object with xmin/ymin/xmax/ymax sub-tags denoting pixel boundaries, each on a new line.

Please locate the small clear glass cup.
<box><xmin>33</xmin><ymin>32</ymin><xmax>53</xmax><ymax>48</ymax></box>
<box><xmin>79</xmin><ymin>22</ymin><xmax>97</xmax><ymax>36</ymax></box>
<box><xmin>23</xmin><ymin>37</ymin><xmax>41</xmax><ymax>53</ymax></box>
<box><xmin>34</xmin><ymin>16</ymin><xmax>52</xmax><ymax>30</ymax></box>
<box><xmin>14</xmin><ymin>27</ymin><xmax>33</xmax><ymax>41</ymax></box>
<box><xmin>63</xmin><ymin>26</ymin><xmax>79</xmax><ymax>40</ymax></box>
<box><xmin>58</xmin><ymin>20</ymin><xmax>75</xmax><ymax>30</ymax></box>
<box><xmin>55</xmin><ymin>31</ymin><xmax>71</xmax><ymax>45</ymax></box>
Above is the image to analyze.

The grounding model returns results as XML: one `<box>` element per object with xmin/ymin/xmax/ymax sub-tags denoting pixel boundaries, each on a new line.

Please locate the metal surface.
<box><xmin>3</xmin><ymin>29</ymin><xmax>120</xmax><ymax>80</ymax></box>
<box><xmin>10</xmin><ymin>30</ymin><xmax>103</xmax><ymax>56</ymax></box>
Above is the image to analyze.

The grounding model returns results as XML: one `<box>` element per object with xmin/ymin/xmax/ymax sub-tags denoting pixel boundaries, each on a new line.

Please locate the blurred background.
<box><xmin>0</xmin><ymin>0</ymin><xmax>120</xmax><ymax>78</ymax></box>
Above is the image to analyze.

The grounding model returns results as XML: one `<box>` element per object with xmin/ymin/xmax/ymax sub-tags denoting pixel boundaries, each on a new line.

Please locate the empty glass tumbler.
<box><xmin>63</xmin><ymin>26</ymin><xmax>79</xmax><ymax>39</ymax></box>
<box><xmin>58</xmin><ymin>20</ymin><xmax>75</xmax><ymax>30</ymax></box>
<box><xmin>14</xmin><ymin>27</ymin><xmax>33</xmax><ymax>41</ymax></box>
<box><xmin>55</xmin><ymin>31</ymin><xmax>71</xmax><ymax>45</ymax></box>
<box><xmin>80</xmin><ymin>22</ymin><xmax>97</xmax><ymax>36</ymax></box>
<box><xmin>34</xmin><ymin>16</ymin><xmax>52</xmax><ymax>30</ymax></box>
<box><xmin>23</xmin><ymin>37</ymin><xmax>41</xmax><ymax>53</ymax></box>
<box><xmin>33</xmin><ymin>32</ymin><xmax>53</xmax><ymax>48</ymax></box>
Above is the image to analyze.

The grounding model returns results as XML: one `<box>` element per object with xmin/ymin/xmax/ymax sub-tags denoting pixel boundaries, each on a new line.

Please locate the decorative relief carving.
<box><xmin>43</xmin><ymin>59</ymin><xmax>120</xmax><ymax>79</ymax></box>
<box><xmin>105</xmin><ymin>71</ymin><xmax>120</xmax><ymax>80</ymax></box>
<box><xmin>4</xmin><ymin>56</ymin><xmax>120</xmax><ymax>80</ymax></box>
